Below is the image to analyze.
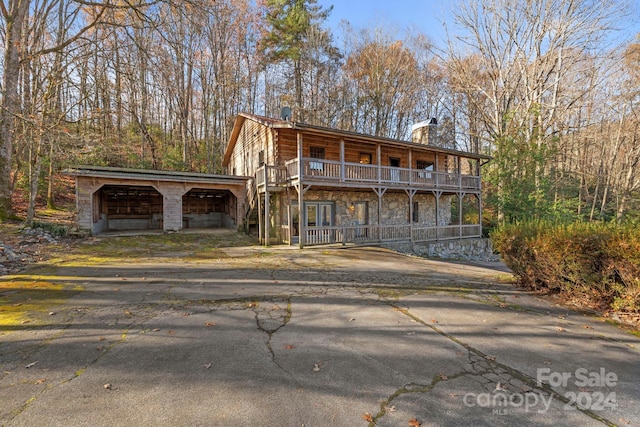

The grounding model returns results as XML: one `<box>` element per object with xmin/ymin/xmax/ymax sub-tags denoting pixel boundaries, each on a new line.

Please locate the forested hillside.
<box><xmin>0</xmin><ymin>0</ymin><xmax>638</xmax><ymax>226</ymax></box>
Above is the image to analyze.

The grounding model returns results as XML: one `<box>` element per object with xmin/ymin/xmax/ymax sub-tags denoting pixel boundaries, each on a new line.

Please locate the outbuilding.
<box><xmin>66</xmin><ymin>166</ymin><xmax>248</xmax><ymax>235</ymax></box>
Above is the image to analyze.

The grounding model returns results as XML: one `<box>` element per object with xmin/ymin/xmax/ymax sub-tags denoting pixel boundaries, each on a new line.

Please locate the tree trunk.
<box><xmin>0</xmin><ymin>0</ymin><xmax>30</xmax><ymax>220</ymax></box>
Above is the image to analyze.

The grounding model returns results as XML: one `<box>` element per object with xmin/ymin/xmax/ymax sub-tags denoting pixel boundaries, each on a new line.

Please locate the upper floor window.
<box><xmin>309</xmin><ymin>146</ymin><xmax>325</xmax><ymax>159</ymax></box>
<box><xmin>359</xmin><ymin>153</ymin><xmax>372</xmax><ymax>164</ymax></box>
<box><xmin>309</xmin><ymin>146</ymin><xmax>325</xmax><ymax>171</ymax></box>
<box><xmin>417</xmin><ymin>160</ymin><xmax>434</xmax><ymax>171</ymax></box>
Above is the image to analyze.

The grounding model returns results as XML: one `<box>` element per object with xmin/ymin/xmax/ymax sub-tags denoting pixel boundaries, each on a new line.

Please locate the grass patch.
<box><xmin>0</xmin><ymin>280</ymin><xmax>77</xmax><ymax>327</ymax></box>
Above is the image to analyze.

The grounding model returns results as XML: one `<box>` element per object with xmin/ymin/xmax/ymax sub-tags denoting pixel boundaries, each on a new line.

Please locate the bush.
<box><xmin>492</xmin><ymin>221</ymin><xmax>640</xmax><ymax>313</ymax></box>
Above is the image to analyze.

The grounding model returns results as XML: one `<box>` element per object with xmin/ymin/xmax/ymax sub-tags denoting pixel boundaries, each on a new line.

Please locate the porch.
<box><xmin>279</xmin><ymin>223</ymin><xmax>482</xmax><ymax>246</ymax></box>
<box><xmin>255</xmin><ymin>158</ymin><xmax>481</xmax><ymax>192</ymax></box>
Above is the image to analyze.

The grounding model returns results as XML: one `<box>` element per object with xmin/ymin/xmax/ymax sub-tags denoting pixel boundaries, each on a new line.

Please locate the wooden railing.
<box><xmin>255</xmin><ymin>165</ymin><xmax>289</xmax><ymax>188</ymax></box>
<box><xmin>279</xmin><ymin>158</ymin><xmax>481</xmax><ymax>190</ymax></box>
<box><xmin>301</xmin><ymin>224</ymin><xmax>482</xmax><ymax>246</ymax></box>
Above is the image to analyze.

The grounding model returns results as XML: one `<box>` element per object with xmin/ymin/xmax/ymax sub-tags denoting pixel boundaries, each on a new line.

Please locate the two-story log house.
<box><xmin>223</xmin><ymin>113</ymin><xmax>490</xmax><ymax>250</ymax></box>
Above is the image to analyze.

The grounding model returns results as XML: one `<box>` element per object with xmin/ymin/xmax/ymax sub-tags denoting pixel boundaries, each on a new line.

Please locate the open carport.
<box><xmin>66</xmin><ymin>166</ymin><xmax>248</xmax><ymax>235</ymax></box>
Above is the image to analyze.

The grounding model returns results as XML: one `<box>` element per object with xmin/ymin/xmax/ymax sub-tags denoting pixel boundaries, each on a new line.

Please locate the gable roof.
<box><xmin>65</xmin><ymin>165</ymin><xmax>249</xmax><ymax>184</ymax></box>
<box><xmin>222</xmin><ymin>112</ymin><xmax>490</xmax><ymax>167</ymax></box>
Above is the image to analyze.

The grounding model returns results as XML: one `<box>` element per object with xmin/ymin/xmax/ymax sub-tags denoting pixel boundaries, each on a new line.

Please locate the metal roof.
<box><xmin>223</xmin><ymin>112</ymin><xmax>491</xmax><ymax>167</ymax></box>
<box><xmin>64</xmin><ymin>166</ymin><xmax>249</xmax><ymax>185</ymax></box>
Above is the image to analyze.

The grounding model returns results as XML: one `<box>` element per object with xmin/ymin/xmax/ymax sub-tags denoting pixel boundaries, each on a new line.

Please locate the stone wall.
<box><xmin>382</xmin><ymin>238</ymin><xmax>498</xmax><ymax>262</ymax></box>
<box><xmin>299</xmin><ymin>190</ymin><xmax>452</xmax><ymax>226</ymax></box>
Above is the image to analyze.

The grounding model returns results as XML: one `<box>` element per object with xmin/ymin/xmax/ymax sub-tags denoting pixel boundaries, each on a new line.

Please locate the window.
<box><xmin>309</xmin><ymin>146</ymin><xmax>325</xmax><ymax>159</ymax></box>
<box><xmin>354</xmin><ymin>201</ymin><xmax>368</xmax><ymax>225</ymax></box>
<box><xmin>417</xmin><ymin>160</ymin><xmax>434</xmax><ymax>170</ymax></box>
<box><xmin>354</xmin><ymin>201</ymin><xmax>368</xmax><ymax>238</ymax></box>
<box><xmin>412</xmin><ymin>201</ymin><xmax>419</xmax><ymax>223</ymax></box>
<box><xmin>258</xmin><ymin>150</ymin><xmax>265</xmax><ymax>166</ymax></box>
<box><xmin>359</xmin><ymin>153</ymin><xmax>372</xmax><ymax>164</ymax></box>
<box><xmin>305</xmin><ymin>202</ymin><xmax>333</xmax><ymax>227</ymax></box>
<box><xmin>416</xmin><ymin>160</ymin><xmax>434</xmax><ymax>178</ymax></box>
<box><xmin>309</xmin><ymin>146</ymin><xmax>325</xmax><ymax>171</ymax></box>
<box><xmin>389</xmin><ymin>157</ymin><xmax>401</xmax><ymax>182</ymax></box>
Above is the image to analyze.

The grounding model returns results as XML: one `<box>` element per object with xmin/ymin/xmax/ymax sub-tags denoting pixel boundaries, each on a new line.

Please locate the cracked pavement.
<box><xmin>1</xmin><ymin>245</ymin><xmax>638</xmax><ymax>426</ymax></box>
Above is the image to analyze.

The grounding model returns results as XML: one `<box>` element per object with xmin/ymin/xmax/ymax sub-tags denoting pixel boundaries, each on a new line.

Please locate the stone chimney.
<box><xmin>411</xmin><ymin>118</ymin><xmax>438</xmax><ymax>146</ymax></box>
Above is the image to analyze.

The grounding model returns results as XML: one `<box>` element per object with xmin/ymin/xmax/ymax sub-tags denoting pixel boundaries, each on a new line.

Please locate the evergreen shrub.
<box><xmin>492</xmin><ymin>221</ymin><xmax>640</xmax><ymax>313</ymax></box>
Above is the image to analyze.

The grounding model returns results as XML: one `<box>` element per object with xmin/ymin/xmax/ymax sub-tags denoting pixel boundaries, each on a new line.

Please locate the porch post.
<box><xmin>257</xmin><ymin>193</ymin><xmax>263</xmax><ymax>244</ymax></box>
<box><xmin>264</xmin><ymin>167</ymin><xmax>270</xmax><ymax>246</ymax></box>
<box><xmin>458</xmin><ymin>192</ymin><xmax>464</xmax><ymax>239</ymax></box>
<box><xmin>297</xmin><ymin>132</ymin><xmax>305</xmax><ymax>249</ymax></box>
<box><xmin>478</xmin><ymin>192</ymin><xmax>483</xmax><ymax>238</ymax></box>
<box><xmin>407</xmin><ymin>189</ymin><xmax>417</xmax><ymax>246</ymax></box>
<box><xmin>376</xmin><ymin>144</ymin><xmax>381</xmax><ymax>183</ymax></box>
<box><xmin>434</xmin><ymin>190</ymin><xmax>442</xmax><ymax>240</ymax></box>
<box><xmin>340</xmin><ymin>139</ymin><xmax>345</xmax><ymax>182</ymax></box>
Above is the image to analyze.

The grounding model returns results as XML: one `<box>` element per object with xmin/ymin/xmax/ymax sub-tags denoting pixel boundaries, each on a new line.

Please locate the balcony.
<box><xmin>255</xmin><ymin>158</ymin><xmax>481</xmax><ymax>192</ymax></box>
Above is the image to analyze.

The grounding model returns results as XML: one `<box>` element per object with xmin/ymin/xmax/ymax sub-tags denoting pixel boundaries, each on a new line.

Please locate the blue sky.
<box><xmin>316</xmin><ymin>0</ymin><xmax>640</xmax><ymax>47</ymax></box>
<box><xmin>316</xmin><ymin>0</ymin><xmax>450</xmax><ymax>43</ymax></box>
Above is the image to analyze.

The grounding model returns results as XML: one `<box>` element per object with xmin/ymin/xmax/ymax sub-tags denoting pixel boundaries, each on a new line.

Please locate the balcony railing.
<box><xmin>275</xmin><ymin>158</ymin><xmax>480</xmax><ymax>190</ymax></box>
<box><xmin>300</xmin><ymin>224</ymin><xmax>482</xmax><ymax>246</ymax></box>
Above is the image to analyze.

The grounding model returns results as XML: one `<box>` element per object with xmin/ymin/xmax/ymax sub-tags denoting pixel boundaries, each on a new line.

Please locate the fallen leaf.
<box><xmin>205</xmin><ymin>322</ymin><xmax>216</xmax><ymax>327</ymax></box>
<box><xmin>438</xmin><ymin>373</ymin><xmax>448</xmax><ymax>380</ymax></box>
<box><xmin>582</xmin><ymin>324</ymin><xmax>592</xmax><ymax>329</ymax></box>
<box><xmin>182</xmin><ymin>312</ymin><xmax>191</xmax><ymax>317</ymax></box>
<box><xmin>167</xmin><ymin>330</ymin><xmax>176</xmax><ymax>335</ymax></box>
<box><xmin>384</xmin><ymin>404</ymin><xmax>397</xmax><ymax>413</ymax></box>
<box><xmin>34</xmin><ymin>378</ymin><xmax>46</xmax><ymax>384</ymax></box>
<box><xmin>25</xmin><ymin>361</ymin><xmax>38</xmax><ymax>369</ymax></box>
<box><xmin>152</xmin><ymin>328</ymin><xmax>161</xmax><ymax>332</ymax></box>
<box><xmin>99</xmin><ymin>336</ymin><xmax>106</xmax><ymax>341</ymax></box>
<box><xmin>485</xmin><ymin>355</ymin><xmax>496</xmax><ymax>361</ymax></box>
<box><xmin>313</xmin><ymin>363</ymin><xmax>321</xmax><ymax>372</ymax></box>
<box><xmin>619</xmin><ymin>418</ymin><xmax>630</xmax><ymax>425</ymax></box>
<box><xmin>103</xmin><ymin>383</ymin><xmax>112</xmax><ymax>390</ymax></box>
<box><xmin>349</xmin><ymin>318</ymin><xmax>356</xmax><ymax>322</ymax></box>
<box><xmin>204</xmin><ymin>363</ymin><xmax>212</xmax><ymax>369</ymax></box>
<box><xmin>431</xmin><ymin>318</ymin><xmax>438</xmax><ymax>323</ymax></box>
<box><xmin>555</xmin><ymin>326</ymin><xmax>565</xmax><ymax>332</ymax></box>
<box><xmin>284</xmin><ymin>344</ymin><xmax>295</xmax><ymax>350</ymax></box>
<box><xmin>361</xmin><ymin>413</ymin><xmax>373</xmax><ymax>422</ymax></box>
<box><xmin>408</xmin><ymin>417</ymin><xmax>422</xmax><ymax>427</ymax></box>
<box><xmin>124</xmin><ymin>310</ymin><xmax>132</xmax><ymax>316</ymax></box>
<box><xmin>48</xmin><ymin>312</ymin><xmax>55</xmax><ymax>316</ymax></box>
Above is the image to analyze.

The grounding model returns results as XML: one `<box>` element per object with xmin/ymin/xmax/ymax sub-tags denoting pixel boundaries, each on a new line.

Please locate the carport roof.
<box><xmin>65</xmin><ymin>165</ymin><xmax>249</xmax><ymax>185</ymax></box>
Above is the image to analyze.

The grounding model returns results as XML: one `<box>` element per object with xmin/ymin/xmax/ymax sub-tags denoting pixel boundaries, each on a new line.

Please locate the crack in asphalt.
<box><xmin>365</xmin><ymin>303</ymin><xmax>619</xmax><ymax>427</ymax></box>
<box><xmin>251</xmin><ymin>297</ymin><xmax>292</xmax><ymax>371</ymax></box>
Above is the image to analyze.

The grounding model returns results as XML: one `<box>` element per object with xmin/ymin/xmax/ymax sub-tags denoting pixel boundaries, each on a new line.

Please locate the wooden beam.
<box><xmin>297</xmin><ymin>132</ymin><xmax>305</xmax><ymax>249</ymax></box>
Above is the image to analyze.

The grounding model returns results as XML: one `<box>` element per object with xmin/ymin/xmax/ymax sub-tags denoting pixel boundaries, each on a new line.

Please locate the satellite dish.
<box><xmin>280</xmin><ymin>106</ymin><xmax>292</xmax><ymax>121</ymax></box>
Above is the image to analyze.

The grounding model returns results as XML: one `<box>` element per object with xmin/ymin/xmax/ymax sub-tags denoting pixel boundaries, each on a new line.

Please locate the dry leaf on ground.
<box><xmin>361</xmin><ymin>412</ymin><xmax>373</xmax><ymax>422</ymax></box>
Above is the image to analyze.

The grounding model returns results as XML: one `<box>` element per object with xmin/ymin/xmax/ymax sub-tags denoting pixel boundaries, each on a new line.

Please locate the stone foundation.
<box><xmin>383</xmin><ymin>238</ymin><xmax>499</xmax><ymax>262</ymax></box>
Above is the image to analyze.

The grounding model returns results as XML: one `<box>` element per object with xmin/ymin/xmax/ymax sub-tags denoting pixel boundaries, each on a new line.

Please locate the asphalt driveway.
<box><xmin>1</xmin><ymin>244</ymin><xmax>638</xmax><ymax>427</ymax></box>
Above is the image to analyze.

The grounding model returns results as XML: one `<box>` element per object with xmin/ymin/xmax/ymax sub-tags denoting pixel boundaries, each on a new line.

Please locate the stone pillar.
<box><xmin>76</xmin><ymin>176</ymin><xmax>103</xmax><ymax>235</ymax></box>
<box><xmin>158</xmin><ymin>183</ymin><xmax>185</xmax><ymax>231</ymax></box>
